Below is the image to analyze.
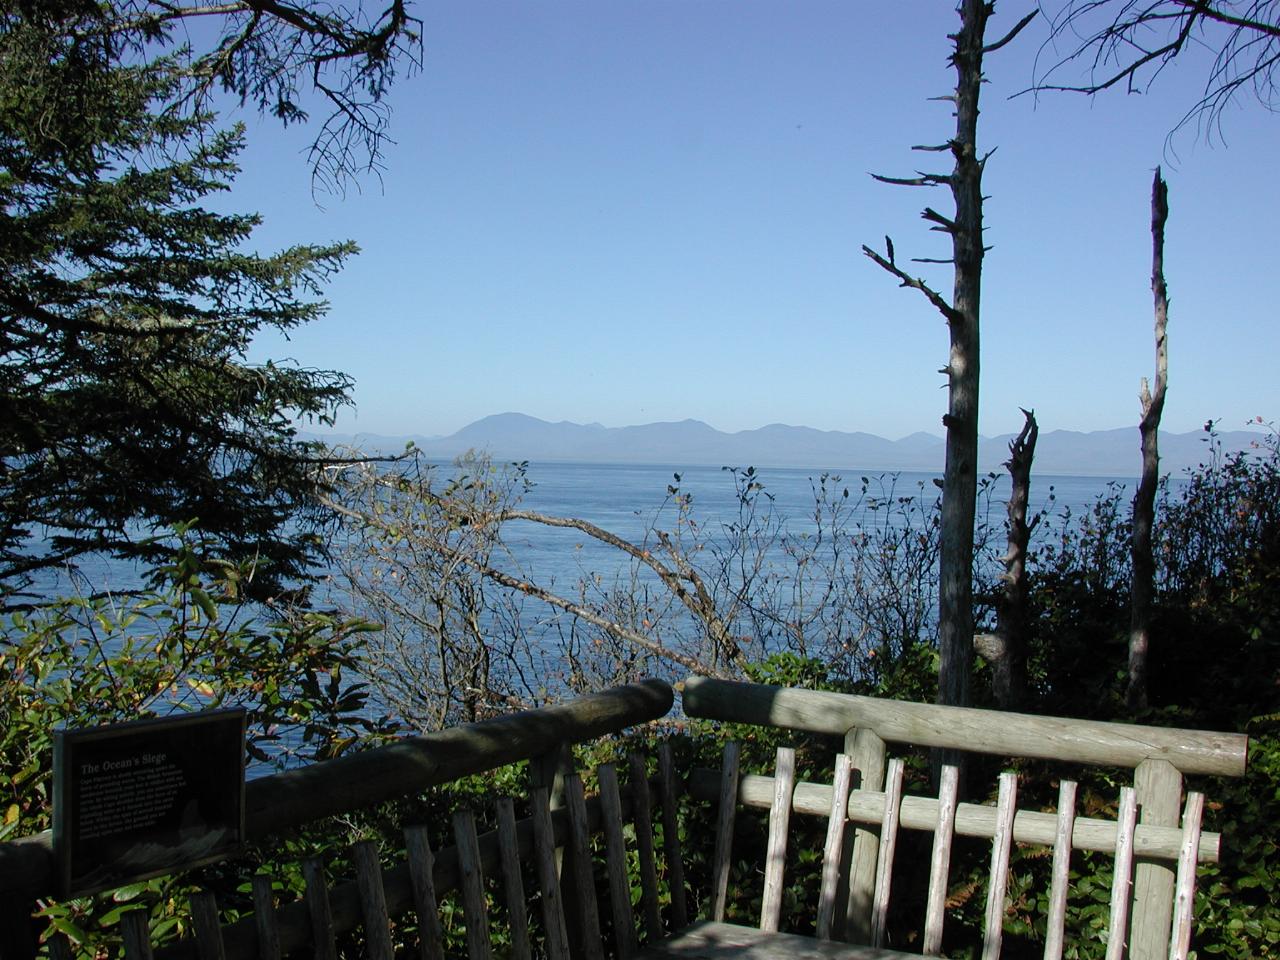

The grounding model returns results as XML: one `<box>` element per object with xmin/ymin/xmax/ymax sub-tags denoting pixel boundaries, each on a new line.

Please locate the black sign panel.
<box><xmin>53</xmin><ymin>709</ymin><xmax>246</xmax><ymax>897</ymax></box>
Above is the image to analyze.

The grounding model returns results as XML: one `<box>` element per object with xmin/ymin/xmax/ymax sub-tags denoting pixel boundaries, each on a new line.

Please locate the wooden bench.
<box><xmin>14</xmin><ymin>677</ymin><xmax>1247</xmax><ymax>960</ymax></box>
<box><xmin>659</xmin><ymin>676</ymin><xmax>1248</xmax><ymax>960</ymax></box>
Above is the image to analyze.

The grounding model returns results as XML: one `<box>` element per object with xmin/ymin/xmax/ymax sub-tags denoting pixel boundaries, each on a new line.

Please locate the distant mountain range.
<box><xmin>310</xmin><ymin>413</ymin><xmax>1267</xmax><ymax>477</ymax></box>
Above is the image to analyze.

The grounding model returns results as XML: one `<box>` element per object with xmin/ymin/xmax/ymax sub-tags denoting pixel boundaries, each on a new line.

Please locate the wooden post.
<box><xmin>842</xmin><ymin>728</ymin><xmax>886</xmax><ymax>942</ymax></box>
<box><xmin>0</xmin><ymin>899</ymin><xmax>36</xmax><ymax>960</ymax></box>
<box><xmin>1129</xmin><ymin>759</ymin><xmax>1181</xmax><ymax>960</ymax></box>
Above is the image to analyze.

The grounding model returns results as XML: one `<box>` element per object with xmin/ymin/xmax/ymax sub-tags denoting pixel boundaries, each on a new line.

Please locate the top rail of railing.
<box><xmin>0</xmin><ymin>678</ymin><xmax>674</xmax><ymax>903</ymax></box>
<box><xmin>681</xmin><ymin>676</ymin><xmax>1248</xmax><ymax>777</ymax></box>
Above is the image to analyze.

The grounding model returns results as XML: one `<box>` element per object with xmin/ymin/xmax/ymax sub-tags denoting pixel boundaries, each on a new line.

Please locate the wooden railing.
<box><xmin>0</xmin><ymin>676</ymin><xmax>1251</xmax><ymax>960</ymax></box>
<box><xmin>0</xmin><ymin>679</ymin><xmax>674</xmax><ymax>960</ymax></box>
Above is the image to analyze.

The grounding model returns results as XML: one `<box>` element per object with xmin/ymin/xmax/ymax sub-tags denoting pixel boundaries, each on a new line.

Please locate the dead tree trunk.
<box><xmin>1128</xmin><ymin>168</ymin><xmax>1170</xmax><ymax>711</ymax></box>
<box><xmin>863</xmin><ymin>1</ymin><xmax>1036</xmax><ymax>715</ymax></box>
<box><xmin>976</xmin><ymin>408</ymin><xmax>1039</xmax><ymax>710</ymax></box>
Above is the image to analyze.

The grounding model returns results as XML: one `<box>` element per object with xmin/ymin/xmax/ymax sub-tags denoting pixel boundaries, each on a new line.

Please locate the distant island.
<box><xmin>310</xmin><ymin>412</ymin><xmax>1267</xmax><ymax>478</ymax></box>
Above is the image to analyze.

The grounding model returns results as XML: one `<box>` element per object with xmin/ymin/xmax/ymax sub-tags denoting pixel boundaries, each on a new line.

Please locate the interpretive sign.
<box><xmin>53</xmin><ymin>709</ymin><xmax>246</xmax><ymax>897</ymax></box>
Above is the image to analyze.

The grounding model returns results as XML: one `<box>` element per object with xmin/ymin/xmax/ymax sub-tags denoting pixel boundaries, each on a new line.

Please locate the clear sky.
<box><xmin>222</xmin><ymin>1</ymin><xmax>1277</xmax><ymax>441</ymax></box>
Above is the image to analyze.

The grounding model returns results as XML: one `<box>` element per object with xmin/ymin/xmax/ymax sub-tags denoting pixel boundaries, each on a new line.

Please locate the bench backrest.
<box><xmin>684</xmin><ymin>676</ymin><xmax>1248</xmax><ymax>960</ymax></box>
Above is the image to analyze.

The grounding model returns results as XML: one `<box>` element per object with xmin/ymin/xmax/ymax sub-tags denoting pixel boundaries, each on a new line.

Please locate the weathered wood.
<box><xmin>710</xmin><ymin>742</ymin><xmax>741</xmax><ymax>924</ymax></box>
<box><xmin>250</xmin><ymin>877</ymin><xmax>282</xmax><ymax>960</ymax></box>
<box><xmin>404</xmin><ymin>825</ymin><xmax>446</xmax><ymax>960</ymax></box>
<box><xmin>453</xmin><ymin>809</ymin><xmax>493</xmax><ymax>960</ymax></box>
<box><xmin>496</xmin><ymin>798</ymin><xmax>533</xmax><ymax>960</ymax></box>
<box><xmin>842</xmin><ymin>728</ymin><xmax>886</xmax><ymax>943</ymax></box>
<box><xmin>870</xmin><ymin>759</ymin><xmax>906</xmax><ymax>949</ymax></box>
<box><xmin>532</xmin><ymin>786</ymin><xmax>572</xmax><ymax>960</ymax></box>
<box><xmin>981</xmin><ymin>772</ymin><xmax>1018</xmax><ymax>960</ymax></box>
<box><xmin>189</xmin><ymin>892</ymin><xmax>226</xmax><ymax>960</ymax></box>
<box><xmin>922</xmin><ymin>765</ymin><xmax>959</xmax><ymax>957</ymax></box>
<box><xmin>1131</xmin><ymin>759</ymin><xmax>1182</xmax><ymax>960</ymax></box>
<box><xmin>302</xmin><ymin>857</ymin><xmax>338</xmax><ymax>960</ymax></box>
<box><xmin>682</xmin><ymin>678</ymin><xmax>1247</xmax><ymax>777</ymax></box>
<box><xmin>1169</xmin><ymin>792</ymin><xmax>1205</xmax><ymax>960</ymax></box>
<box><xmin>0</xmin><ymin>680</ymin><xmax>677</xmax><ymax>916</ymax></box>
<box><xmin>658</xmin><ymin>742</ymin><xmax>689</xmax><ymax>930</ymax></box>
<box><xmin>1106</xmin><ymin>787</ymin><xmax>1139</xmax><ymax>960</ymax></box>
<box><xmin>817</xmin><ymin>754</ymin><xmax>854</xmax><ymax>941</ymax></box>
<box><xmin>638</xmin><ymin>919</ymin><xmax>925</xmax><ymax>959</ymax></box>
<box><xmin>685</xmin><ymin>769</ymin><xmax>1221</xmax><ymax>862</ymax></box>
<box><xmin>598</xmin><ymin>764</ymin><xmax>638</xmax><ymax>960</ymax></box>
<box><xmin>760</xmin><ymin>747</ymin><xmax>797</xmax><ymax>933</ymax></box>
<box><xmin>352</xmin><ymin>841</ymin><xmax>394</xmax><ymax>960</ymax></box>
<box><xmin>121</xmin><ymin>911</ymin><xmax>154</xmax><ymax>960</ymax></box>
<box><xmin>564</xmin><ymin>774</ymin><xmax>605</xmax><ymax>960</ymax></box>
<box><xmin>629</xmin><ymin>753</ymin><xmax>664</xmax><ymax>941</ymax></box>
<box><xmin>1043</xmin><ymin>780</ymin><xmax>1077</xmax><ymax>960</ymax></box>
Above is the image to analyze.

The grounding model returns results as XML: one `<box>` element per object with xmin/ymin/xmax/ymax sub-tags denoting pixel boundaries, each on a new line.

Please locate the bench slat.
<box><xmin>1169</xmin><ymin>792</ymin><xmax>1205</xmax><ymax>960</ymax></box>
<box><xmin>981</xmin><ymin>772</ymin><xmax>1018</xmax><ymax>960</ymax></box>
<box><xmin>760</xmin><ymin>747</ymin><xmax>797</xmax><ymax>933</ymax></box>
<box><xmin>817</xmin><ymin>754</ymin><xmax>854</xmax><ymax>940</ymax></box>
<box><xmin>1105</xmin><ymin>787</ymin><xmax>1139</xmax><ymax>960</ymax></box>
<box><xmin>870</xmin><ymin>758</ymin><xmax>906</xmax><ymax>949</ymax></box>
<box><xmin>1043</xmin><ymin>780</ymin><xmax>1078</xmax><ymax>960</ymax></box>
<box><xmin>711</xmin><ymin>742</ymin><xmax>742</xmax><ymax>924</ymax></box>
<box><xmin>922</xmin><ymin>764</ymin><xmax>960</xmax><ymax>956</ymax></box>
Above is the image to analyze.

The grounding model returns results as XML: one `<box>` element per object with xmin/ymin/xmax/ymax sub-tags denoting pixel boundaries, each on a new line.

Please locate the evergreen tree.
<box><xmin>1</xmin><ymin>10</ymin><xmax>358</xmax><ymax>603</ymax></box>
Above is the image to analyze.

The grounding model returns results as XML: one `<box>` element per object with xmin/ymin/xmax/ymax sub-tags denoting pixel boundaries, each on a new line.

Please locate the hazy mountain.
<box><xmin>310</xmin><ymin>414</ymin><xmax>1264</xmax><ymax>478</ymax></box>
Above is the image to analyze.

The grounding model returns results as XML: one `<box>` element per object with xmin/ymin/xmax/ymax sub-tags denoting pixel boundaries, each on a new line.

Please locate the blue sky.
<box><xmin>221</xmin><ymin>1</ymin><xmax>1277</xmax><ymax>440</ymax></box>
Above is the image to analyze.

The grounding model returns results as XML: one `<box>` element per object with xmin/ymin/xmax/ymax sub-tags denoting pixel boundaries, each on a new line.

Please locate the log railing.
<box><xmin>0</xmin><ymin>679</ymin><xmax>674</xmax><ymax>960</ymax></box>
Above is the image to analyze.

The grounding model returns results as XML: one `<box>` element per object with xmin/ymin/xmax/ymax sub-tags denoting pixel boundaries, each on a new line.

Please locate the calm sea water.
<box><xmin>27</xmin><ymin>460</ymin><xmax>1143</xmax><ymax>599</ymax></box>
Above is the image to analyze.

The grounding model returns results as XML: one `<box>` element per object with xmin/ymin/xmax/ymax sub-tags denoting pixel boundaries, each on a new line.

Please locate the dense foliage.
<box><xmin>0</xmin><ymin>8</ymin><xmax>362</xmax><ymax>604</ymax></box>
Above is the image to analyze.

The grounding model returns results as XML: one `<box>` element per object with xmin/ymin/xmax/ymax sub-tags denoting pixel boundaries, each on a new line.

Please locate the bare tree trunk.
<box><xmin>1128</xmin><ymin>168</ymin><xmax>1170</xmax><ymax>711</ymax></box>
<box><xmin>864</xmin><ymin>2</ymin><xmax>1036</xmax><ymax>718</ymax></box>
<box><xmin>977</xmin><ymin>408</ymin><xmax>1038</xmax><ymax>710</ymax></box>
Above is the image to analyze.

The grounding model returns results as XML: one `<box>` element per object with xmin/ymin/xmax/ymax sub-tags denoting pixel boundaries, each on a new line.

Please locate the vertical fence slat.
<box><xmin>46</xmin><ymin>934</ymin><xmax>75</xmax><ymax>960</ymax></box>
<box><xmin>532</xmin><ymin>785</ymin><xmax>572</xmax><ymax>960</ymax></box>
<box><xmin>981</xmin><ymin>772</ymin><xmax>1019</xmax><ymax>960</ymax></box>
<box><xmin>629</xmin><ymin>752</ymin><xmax>664</xmax><ymax>941</ymax></box>
<box><xmin>1043</xmin><ymin>780</ymin><xmax>1078</xmax><ymax>960</ymax></box>
<box><xmin>922</xmin><ymin>764</ymin><xmax>960</xmax><ymax>957</ymax></box>
<box><xmin>760</xmin><ymin>746</ymin><xmax>797</xmax><ymax>933</ymax></box>
<box><xmin>496</xmin><ymin>798</ymin><xmax>533</xmax><ymax>960</ymax></box>
<box><xmin>844</xmin><ymin>727</ymin><xmax>888</xmax><ymax>944</ymax></box>
<box><xmin>1169</xmin><ymin>792</ymin><xmax>1205</xmax><ymax>960</ymax></box>
<box><xmin>189</xmin><ymin>892</ymin><xmax>226</xmax><ymax>960</ymax></box>
<box><xmin>817</xmin><ymin>753</ymin><xmax>855</xmax><ymax>940</ymax></box>
<box><xmin>710</xmin><ymin>742</ymin><xmax>741</xmax><ymax>924</ymax></box>
<box><xmin>405</xmin><ymin>825</ymin><xmax>446</xmax><ymax>960</ymax></box>
<box><xmin>564</xmin><ymin>773</ymin><xmax>605</xmax><ymax>960</ymax></box>
<box><xmin>453</xmin><ymin>809</ymin><xmax>493</xmax><ymax>960</ymax></box>
<box><xmin>302</xmin><ymin>857</ymin><xmax>338</xmax><ymax>960</ymax></box>
<box><xmin>657</xmin><ymin>742</ymin><xmax>688</xmax><ymax>930</ymax></box>
<box><xmin>120</xmin><ymin>910</ymin><xmax>154</xmax><ymax>960</ymax></box>
<box><xmin>251</xmin><ymin>876</ymin><xmax>282</xmax><ymax>960</ymax></box>
<box><xmin>1132</xmin><ymin>759</ymin><xmax>1182</xmax><ymax>960</ymax></box>
<box><xmin>871</xmin><ymin>757</ymin><xmax>907</xmax><ymax>948</ymax></box>
<box><xmin>1105</xmin><ymin>786</ymin><xmax>1140</xmax><ymax>960</ymax></box>
<box><xmin>352</xmin><ymin>841</ymin><xmax>394</xmax><ymax>960</ymax></box>
<box><xmin>598</xmin><ymin>764</ymin><xmax>638</xmax><ymax>960</ymax></box>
